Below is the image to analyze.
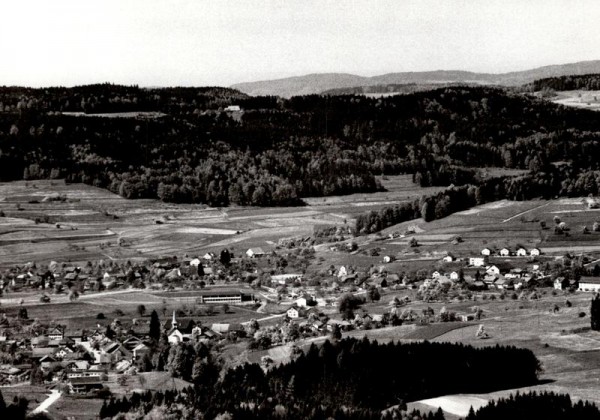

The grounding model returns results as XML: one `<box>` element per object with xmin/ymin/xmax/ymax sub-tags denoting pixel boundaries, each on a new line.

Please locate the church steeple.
<box><xmin>172</xmin><ymin>310</ymin><xmax>178</xmax><ymax>329</ymax></box>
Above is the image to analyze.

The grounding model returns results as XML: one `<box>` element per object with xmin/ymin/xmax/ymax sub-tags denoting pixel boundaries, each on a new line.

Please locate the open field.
<box><xmin>0</xmin><ymin>176</ymin><xmax>441</xmax><ymax>265</ymax></box>
<box><xmin>551</xmin><ymin>90</ymin><xmax>600</xmax><ymax>111</ymax></box>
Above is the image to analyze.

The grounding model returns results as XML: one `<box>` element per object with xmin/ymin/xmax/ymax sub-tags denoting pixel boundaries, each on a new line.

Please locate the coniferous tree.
<box><xmin>591</xmin><ymin>293</ymin><xmax>600</xmax><ymax>331</ymax></box>
<box><xmin>149</xmin><ymin>310</ymin><xmax>161</xmax><ymax>341</ymax></box>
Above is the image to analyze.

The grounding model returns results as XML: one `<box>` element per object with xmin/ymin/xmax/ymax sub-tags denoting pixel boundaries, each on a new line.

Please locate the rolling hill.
<box><xmin>232</xmin><ymin>60</ymin><xmax>600</xmax><ymax>97</ymax></box>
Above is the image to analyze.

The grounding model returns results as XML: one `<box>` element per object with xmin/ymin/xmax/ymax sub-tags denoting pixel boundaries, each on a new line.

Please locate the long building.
<box><xmin>197</xmin><ymin>290</ymin><xmax>254</xmax><ymax>304</ymax></box>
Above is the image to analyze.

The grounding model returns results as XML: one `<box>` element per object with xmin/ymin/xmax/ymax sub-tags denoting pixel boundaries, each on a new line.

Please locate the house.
<box><xmin>337</xmin><ymin>266</ymin><xmax>348</xmax><ymax>278</ymax></box>
<box><xmin>431</xmin><ymin>271</ymin><xmax>441</xmax><ymax>279</ymax></box>
<box><xmin>516</xmin><ymin>248</ymin><xmax>527</xmax><ymax>257</ymax></box>
<box><xmin>442</xmin><ymin>254</ymin><xmax>454</xmax><ymax>263</ymax></box>
<box><xmin>481</xmin><ymin>248</ymin><xmax>491</xmax><ymax>256</ymax></box>
<box><xmin>271</xmin><ymin>274</ymin><xmax>303</xmax><ymax>285</ymax></box>
<box><xmin>287</xmin><ymin>307</ymin><xmax>304</xmax><ymax>319</ymax></box>
<box><xmin>189</xmin><ymin>258</ymin><xmax>201</xmax><ymax>267</ymax></box>
<box><xmin>500</xmin><ymin>248</ymin><xmax>511</xmax><ymax>257</ymax></box>
<box><xmin>69</xmin><ymin>377</ymin><xmax>104</xmax><ymax>394</ymax></box>
<box><xmin>449</xmin><ymin>271</ymin><xmax>459</xmax><ymax>281</ymax></box>
<box><xmin>554</xmin><ymin>277</ymin><xmax>564</xmax><ymax>290</ymax></box>
<box><xmin>296</xmin><ymin>295</ymin><xmax>315</xmax><ymax>307</ymax></box>
<box><xmin>46</xmin><ymin>326</ymin><xmax>64</xmax><ymax>341</ymax></box>
<box><xmin>383</xmin><ymin>255</ymin><xmax>394</xmax><ymax>263</ymax></box>
<box><xmin>486</xmin><ymin>265</ymin><xmax>501</xmax><ymax>276</ymax></box>
<box><xmin>246</xmin><ymin>248</ymin><xmax>266</xmax><ymax>258</ymax></box>
<box><xmin>578</xmin><ymin>277</ymin><xmax>600</xmax><ymax>292</ymax></box>
<box><xmin>530</xmin><ymin>248</ymin><xmax>541</xmax><ymax>256</ymax></box>
<box><xmin>224</xmin><ymin>105</ymin><xmax>241</xmax><ymax>112</ymax></box>
<box><xmin>469</xmin><ymin>257</ymin><xmax>486</xmax><ymax>267</ymax></box>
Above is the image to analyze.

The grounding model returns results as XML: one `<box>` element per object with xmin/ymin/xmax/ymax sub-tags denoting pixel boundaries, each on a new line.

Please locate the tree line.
<box><xmin>466</xmin><ymin>391</ymin><xmax>600</xmax><ymax>420</ymax></box>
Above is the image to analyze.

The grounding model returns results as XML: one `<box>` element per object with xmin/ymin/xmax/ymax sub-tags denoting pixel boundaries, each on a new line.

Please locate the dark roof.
<box><xmin>580</xmin><ymin>277</ymin><xmax>600</xmax><ymax>285</ymax></box>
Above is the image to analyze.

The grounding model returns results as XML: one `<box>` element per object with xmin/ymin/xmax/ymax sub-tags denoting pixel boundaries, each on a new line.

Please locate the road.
<box><xmin>0</xmin><ymin>288</ymin><xmax>136</xmax><ymax>307</ymax></box>
<box><xmin>32</xmin><ymin>390</ymin><xmax>61</xmax><ymax>414</ymax></box>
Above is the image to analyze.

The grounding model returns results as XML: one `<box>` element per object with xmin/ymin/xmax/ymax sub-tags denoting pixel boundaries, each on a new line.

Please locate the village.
<box><xmin>1</xmin><ymin>228</ymin><xmax>599</xmax><ymax>409</ymax></box>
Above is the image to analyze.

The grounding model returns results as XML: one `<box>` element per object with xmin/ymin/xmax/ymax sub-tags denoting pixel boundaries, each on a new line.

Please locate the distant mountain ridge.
<box><xmin>232</xmin><ymin>60</ymin><xmax>600</xmax><ymax>97</ymax></box>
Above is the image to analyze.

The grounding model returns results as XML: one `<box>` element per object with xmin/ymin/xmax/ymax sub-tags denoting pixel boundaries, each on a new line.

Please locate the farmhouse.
<box><xmin>246</xmin><ymin>248</ymin><xmax>266</xmax><ymax>258</ymax></box>
<box><xmin>469</xmin><ymin>257</ymin><xmax>486</xmax><ymax>267</ymax></box>
<box><xmin>68</xmin><ymin>377</ymin><xmax>104</xmax><ymax>394</ymax></box>
<box><xmin>516</xmin><ymin>248</ymin><xmax>527</xmax><ymax>257</ymax></box>
<box><xmin>500</xmin><ymin>248</ymin><xmax>511</xmax><ymax>257</ymax></box>
<box><xmin>481</xmin><ymin>248</ymin><xmax>491</xmax><ymax>256</ymax></box>
<box><xmin>530</xmin><ymin>248</ymin><xmax>541</xmax><ymax>256</ymax></box>
<box><xmin>271</xmin><ymin>273</ymin><xmax>303</xmax><ymax>285</ymax></box>
<box><xmin>449</xmin><ymin>271</ymin><xmax>459</xmax><ymax>281</ymax></box>
<box><xmin>442</xmin><ymin>254</ymin><xmax>454</xmax><ymax>262</ymax></box>
<box><xmin>578</xmin><ymin>277</ymin><xmax>600</xmax><ymax>292</ymax></box>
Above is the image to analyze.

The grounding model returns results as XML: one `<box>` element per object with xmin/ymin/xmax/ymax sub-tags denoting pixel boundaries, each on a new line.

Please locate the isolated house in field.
<box><xmin>337</xmin><ymin>266</ymin><xmax>348</xmax><ymax>278</ymax></box>
<box><xmin>383</xmin><ymin>255</ymin><xmax>394</xmax><ymax>263</ymax></box>
<box><xmin>481</xmin><ymin>248</ymin><xmax>491</xmax><ymax>256</ymax></box>
<box><xmin>246</xmin><ymin>248</ymin><xmax>265</xmax><ymax>258</ymax></box>
<box><xmin>442</xmin><ymin>254</ymin><xmax>454</xmax><ymax>263</ymax></box>
<box><xmin>516</xmin><ymin>248</ymin><xmax>527</xmax><ymax>257</ymax></box>
<box><xmin>578</xmin><ymin>277</ymin><xmax>600</xmax><ymax>292</ymax></box>
<box><xmin>530</xmin><ymin>248</ymin><xmax>541</xmax><ymax>256</ymax></box>
<box><xmin>500</xmin><ymin>248</ymin><xmax>511</xmax><ymax>257</ymax></box>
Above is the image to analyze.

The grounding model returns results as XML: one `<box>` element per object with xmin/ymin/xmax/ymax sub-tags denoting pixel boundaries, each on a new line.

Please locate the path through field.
<box><xmin>32</xmin><ymin>390</ymin><xmax>61</xmax><ymax>414</ymax></box>
<box><xmin>502</xmin><ymin>203</ymin><xmax>549</xmax><ymax>223</ymax></box>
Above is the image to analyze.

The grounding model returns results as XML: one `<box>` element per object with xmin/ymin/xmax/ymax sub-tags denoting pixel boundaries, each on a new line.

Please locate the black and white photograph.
<box><xmin>2</xmin><ymin>1</ymin><xmax>600</xmax><ymax>419</ymax></box>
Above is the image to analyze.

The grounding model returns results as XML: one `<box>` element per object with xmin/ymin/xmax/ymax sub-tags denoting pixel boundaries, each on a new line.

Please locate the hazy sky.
<box><xmin>1</xmin><ymin>0</ymin><xmax>599</xmax><ymax>87</ymax></box>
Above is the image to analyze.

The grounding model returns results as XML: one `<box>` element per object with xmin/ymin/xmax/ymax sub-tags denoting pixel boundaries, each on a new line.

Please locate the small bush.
<box><xmin>97</xmin><ymin>313</ymin><xmax>106</xmax><ymax>319</ymax></box>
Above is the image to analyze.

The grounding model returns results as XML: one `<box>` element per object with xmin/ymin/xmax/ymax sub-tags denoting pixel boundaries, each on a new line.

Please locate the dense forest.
<box><xmin>466</xmin><ymin>391</ymin><xmax>600</xmax><ymax>420</ymax></box>
<box><xmin>100</xmin><ymin>338</ymin><xmax>540</xmax><ymax>419</ymax></box>
<box><xmin>3</xmin><ymin>83</ymin><xmax>600</xmax><ymax>207</ymax></box>
<box><xmin>532</xmin><ymin>74</ymin><xmax>600</xmax><ymax>91</ymax></box>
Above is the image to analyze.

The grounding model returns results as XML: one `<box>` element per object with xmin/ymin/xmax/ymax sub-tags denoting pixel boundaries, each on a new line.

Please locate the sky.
<box><xmin>1</xmin><ymin>0</ymin><xmax>600</xmax><ymax>87</ymax></box>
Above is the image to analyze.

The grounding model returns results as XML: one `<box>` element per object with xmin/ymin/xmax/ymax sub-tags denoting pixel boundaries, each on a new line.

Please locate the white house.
<box><xmin>431</xmin><ymin>271</ymin><xmax>441</xmax><ymax>279</ymax></box>
<box><xmin>516</xmin><ymin>248</ymin><xmax>527</xmax><ymax>257</ymax></box>
<box><xmin>481</xmin><ymin>248</ymin><xmax>491</xmax><ymax>256</ymax></box>
<box><xmin>530</xmin><ymin>248</ymin><xmax>541</xmax><ymax>256</ymax></box>
<box><xmin>500</xmin><ymin>248</ymin><xmax>511</xmax><ymax>257</ymax></box>
<box><xmin>383</xmin><ymin>255</ymin><xmax>394</xmax><ymax>263</ymax></box>
<box><xmin>469</xmin><ymin>257</ymin><xmax>486</xmax><ymax>267</ymax></box>
<box><xmin>442</xmin><ymin>255</ymin><xmax>454</xmax><ymax>263</ymax></box>
<box><xmin>578</xmin><ymin>277</ymin><xmax>600</xmax><ymax>292</ymax></box>
<box><xmin>486</xmin><ymin>265</ymin><xmax>500</xmax><ymax>276</ymax></box>
<box><xmin>337</xmin><ymin>266</ymin><xmax>348</xmax><ymax>278</ymax></box>
<box><xmin>246</xmin><ymin>248</ymin><xmax>266</xmax><ymax>258</ymax></box>
<box><xmin>450</xmin><ymin>271</ymin><xmax>459</xmax><ymax>281</ymax></box>
<box><xmin>189</xmin><ymin>258</ymin><xmax>201</xmax><ymax>267</ymax></box>
<box><xmin>224</xmin><ymin>105</ymin><xmax>241</xmax><ymax>112</ymax></box>
<box><xmin>287</xmin><ymin>307</ymin><xmax>304</xmax><ymax>319</ymax></box>
<box><xmin>554</xmin><ymin>278</ymin><xmax>564</xmax><ymax>290</ymax></box>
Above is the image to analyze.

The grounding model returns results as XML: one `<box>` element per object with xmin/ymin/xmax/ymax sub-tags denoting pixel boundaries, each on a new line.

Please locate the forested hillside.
<box><xmin>3</xmin><ymin>84</ymin><xmax>600</xmax><ymax>207</ymax></box>
<box><xmin>532</xmin><ymin>74</ymin><xmax>600</xmax><ymax>91</ymax></box>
